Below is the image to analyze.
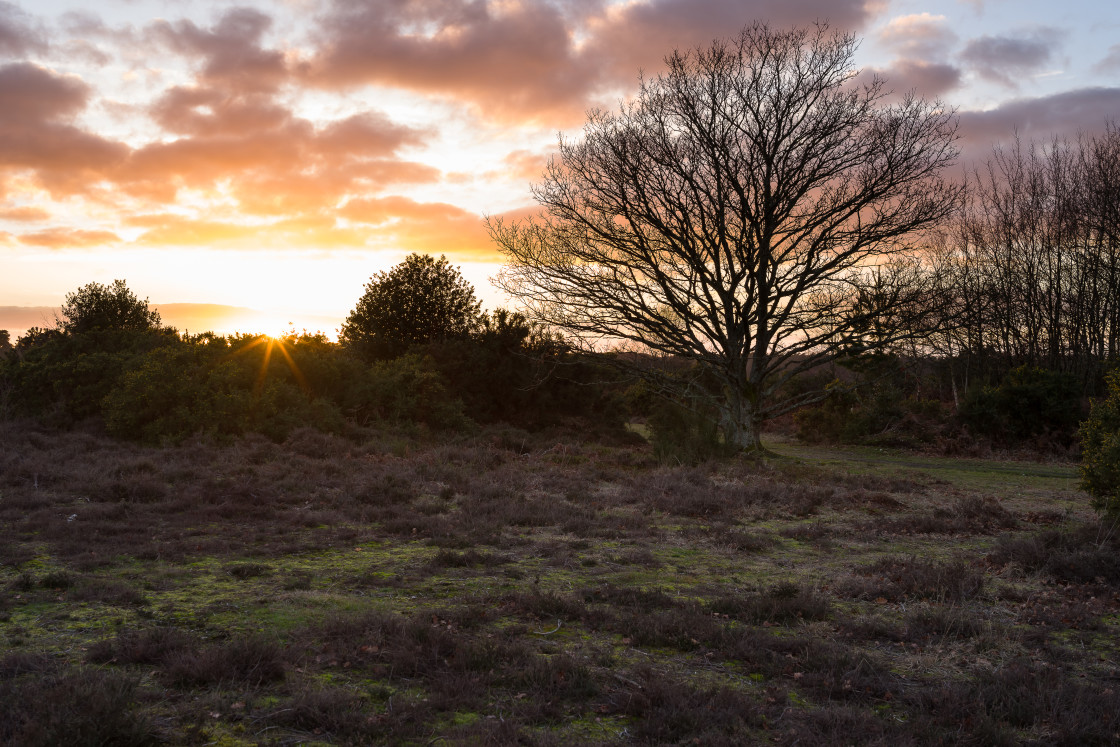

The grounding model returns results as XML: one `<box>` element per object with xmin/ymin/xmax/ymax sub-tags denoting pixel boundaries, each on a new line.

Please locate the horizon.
<box><xmin>2</xmin><ymin>0</ymin><xmax>1118</xmax><ymax>333</ymax></box>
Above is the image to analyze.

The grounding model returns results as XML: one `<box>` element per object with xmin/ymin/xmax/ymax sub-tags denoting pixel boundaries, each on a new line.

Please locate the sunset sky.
<box><xmin>1</xmin><ymin>0</ymin><xmax>1118</xmax><ymax>338</ymax></box>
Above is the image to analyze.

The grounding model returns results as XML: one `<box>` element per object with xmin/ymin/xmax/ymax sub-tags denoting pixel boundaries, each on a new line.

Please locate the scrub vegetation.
<box><xmin>2</xmin><ymin>421</ymin><xmax>1117</xmax><ymax>746</ymax></box>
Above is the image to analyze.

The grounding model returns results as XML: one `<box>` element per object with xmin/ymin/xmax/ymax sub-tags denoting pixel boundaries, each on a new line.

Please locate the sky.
<box><xmin>1</xmin><ymin>0</ymin><xmax>1118</xmax><ymax>338</ymax></box>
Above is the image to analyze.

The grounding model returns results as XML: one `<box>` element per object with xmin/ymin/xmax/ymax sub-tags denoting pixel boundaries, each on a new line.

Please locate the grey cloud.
<box><xmin>957</xmin><ymin>87</ymin><xmax>1120</xmax><ymax>164</ymax></box>
<box><xmin>152</xmin><ymin>7</ymin><xmax>287</xmax><ymax>93</ymax></box>
<box><xmin>1093</xmin><ymin>44</ymin><xmax>1120</xmax><ymax>74</ymax></box>
<box><xmin>856</xmin><ymin>59</ymin><xmax>962</xmax><ymax>102</ymax></box>
<box><xmin>0</xmin><ymin>61</ymin><xmax>88</xmax><ymax>124</ymax></box>
<box><xmin>961</xmin><ymin>27</ymin><xmax>1067</xmax><ymax>87</ymax></box>
<box><xmin>0</xmin><ymin>62</ymin><xmax>128</xmax><ymax>193</ymax></box>
<box><xmin>0</xmin><ymin>1</ymin><xmax>47</xmax><ymax>57</ymax></box>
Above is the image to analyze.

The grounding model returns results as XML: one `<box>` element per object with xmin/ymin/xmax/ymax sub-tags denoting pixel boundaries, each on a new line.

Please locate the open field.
<box><xmin>2</xmin><ymin>422</ymin><xmax>1119</xmax><ymax>745</ymax></box>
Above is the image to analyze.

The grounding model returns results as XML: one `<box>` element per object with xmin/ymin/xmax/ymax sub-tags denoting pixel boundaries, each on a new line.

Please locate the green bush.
<box><xmin>794</xmin><ymin>380</ymin><xmax>859</xmax><ymax>443</ymax></box>
<box><xmin>350</xmin><ymin>354</ymin><xmax>468</xmax><ymax>430</ymax></box>
<box><xmin>421</xmin><ymin>309</ymin><xmax>623</xmax><ymax>429</ymax></box>
<box><xmin>2</xmin><ymin>329</ymin><xmax>177</xmax><ymax>421</ymax></box>
<box><xmin>960</xmin><ymin>366</ymin><xmax>1082</xmax><ymax>442</ymax></box>
<box><xmin>648</xmin><ymin>399</ymin><xmax>731</xmax><ymax>464</ymax></box>
<box><xmin>57</xmin><ymin>279</ymin><xmax>161</xmax><ymax>335</ymax></box>
<box><xmin>1080</xmin><ymin>370</ymin><xmax>1120</xmax><ymax>515</ymax></box>
<box><xmin>340</xmin><ymin>253</ymin><xmax>482</xmax><ymax>361</ymax></box>
<box><xmin>102</xmin><ymin>336</ymin><xmax>346</xmax><ymax>444</ymax></box>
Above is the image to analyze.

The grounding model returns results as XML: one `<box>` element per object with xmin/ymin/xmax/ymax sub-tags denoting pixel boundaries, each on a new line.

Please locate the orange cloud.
<box><xmin>340</xmin><ymin>196</ymin><xmax>536</xmax><ymax>260</ymax></box>
<box><xmin>0</xmin><ymin>205</ymin><xmax>49</xmax><ymax>221</ymax></box>
<box><xmin>17</xmin><ymin>227</ymin><xmax>120</xmax><ymax>248</ymax></box>
<box><xmin>130</xmin><ymin>213</ymin><xmax>368</xmax><ymax>249</ymax></box>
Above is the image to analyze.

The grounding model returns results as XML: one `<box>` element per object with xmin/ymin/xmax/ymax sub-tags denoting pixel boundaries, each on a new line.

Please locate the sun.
<box><xmin>235</xmin><ymin>332</ymin><xmax>309</xmax><ymax>394</ymax></box>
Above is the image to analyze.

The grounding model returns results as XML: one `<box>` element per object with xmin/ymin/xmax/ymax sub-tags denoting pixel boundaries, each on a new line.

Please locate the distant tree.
<box><xmin>0</xmin><ymin>330</ymin><xmax>10</xmax><ymax>355</ymax></box>
<box><xmin>58</xmin><ymin>279</ymin><xmax>161</xmax><ymax>335</ymax></box>
<box><xmin>488</xmin><ymin>23</ymin><xmax>961</xmax><ymax>452</ymax></box>
<box><xmin>340</xmin><ymin>253</ymin><xmax>482</xmax><ymax>361</ymax></box>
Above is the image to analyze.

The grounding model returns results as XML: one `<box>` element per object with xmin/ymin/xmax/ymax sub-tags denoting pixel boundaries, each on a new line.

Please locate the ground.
<box><xmin>1</xmin><ymin>422</ymin><xmax>1118</xmax><ymax>745</ymax></box>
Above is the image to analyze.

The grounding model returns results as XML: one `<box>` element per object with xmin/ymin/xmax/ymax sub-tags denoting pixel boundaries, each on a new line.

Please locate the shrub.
<box><xmin>960</xmin><ymin>365</ymin><xmax>1082</xmax><ymax>442</ymax></box>
<box><xmin>3</xmin><ymin>328</ymin><xmax>177</xmax><ymax>421</ymax></box>
<box><xmin>340</xmin><ymin>253</ymin><xmax>482</xmax><ymax>361</ymax></box>
<box><xmin>648</xmin><ymin>399</ymin><xmax>731</xmax><ymax>464</ymax></box>
<box><xmin>350</xmin><ymin>353</ymin><xmax>468</xmax><ymax>430</ymax></box>
<box><xmin>102</xmin><ymin>335</ymin><xmax>347</xmax><ymax>444</ymax></box>
<box><xmin>58</xmin><ymin>279</ymin><xmax>161</xmax><ymax>335</ymax></box>
<box><xmin>1080</xmin><ymin>369</ymin><xmax>1120</xmax><ymax>515</ymax></box>
<box><xmin>0</xmin><ymin>668</ymin><xmax>157</xmax><ymax>746</ymax></box>
<box><xmin>424</xmin><ymin>311</ymin><xmax>625</xmax><ymax>430</ymax></box>
<box><xmin>794</xmin><ymin>374</ymin><xmax>944</xmax><ymax>446</ymax></box>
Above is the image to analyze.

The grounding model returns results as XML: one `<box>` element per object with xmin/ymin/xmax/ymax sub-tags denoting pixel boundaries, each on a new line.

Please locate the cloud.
<box><xmin>306</xmin><ymin>0</ymin><xmax>593</xmax><ymax>124</ymax></box>
<box><xmin>860</xmin><ymin>59</ymin><xmax>962</xmax><ymax>100</ymax></box>
<box><xmin>0</xmin><ymin>61</ymin><xmax>87</xmax><ymax>124</ymax></box>
<box><xmin>148</xmin><ymin>86</ymin><xmax>293</xmax><ymax>138</ymax></box>
<box><xmin>0</xmin><ymin>1</ymin><xmax>47</xmax><ymax>57</ymax></box>
<box><xmin>306</xmin><ymin>0</ymin><xmax>880</xmax><ymax>125</ymax></box>
<box><xmin>119</xmin><ymin>106</ymin><xmax>438</xmax><ymax>212</ymax></box>
<box><xmin>0</xmin><ymin>62</ymin><xmax>129</xmax><ymax>194</ymax></box>
<box><xmin>957</xmin><ymin>87</ymin><xmax>1120</xmax><ymax>164</ymax></box>
<box><xmin>119</xmin><ymin>11</ymin><xmax>439</xmax><ymax>214</ymax></box>
<box><xmin>877</xmin><ymin>13</ymin><xmax>956</xmax><ymax>59</ymax></box>
<box><xmin>1094</xmin><ymin>44</ymin><xmax>1120</xmax><ymax>75</ymax></box>
<box><xmin>582</xmin><ymin>0</ymin><xmax>876</xmax><ymax>83</ymax></box>
<box><xmin>961</xmin><ymin>28</ymin><xmax>1067</xmax><ymax>88</ymax></box>
<box><xmin>496</xmin><ymin>149</ymin><xmax>551</xmax><ymax>182</ymax></box>
<box><xmin>151</xmin><ymin>7</ymin><xmax>287</xmax><ymax>93</ymax></box>
<box><xmin>856</xmin><ymin>13</ymin><xmax>961</xmax><ymax>101</ymax></box>
<box><xmin>17</xmin><ymin>227</ymin><xmax>120</xmax><ymax>248</ymax></box>
<box><xmin>0</xmin><ymin>205</ymin><xmax>49</xmax><ymax>221</ymax></box>
<box><xmin>128</xmin><ymin>213</ymin><xmax>368</xmax><ymax>249</ymax></box>
<box><xmin>339</xmin><ymin>195</ymin><xmax>536</xmax><ymax>260</ymax></box>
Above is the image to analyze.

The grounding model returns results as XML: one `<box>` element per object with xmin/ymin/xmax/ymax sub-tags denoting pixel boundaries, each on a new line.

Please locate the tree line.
<box><xmin>929</xmin><ymin>127</ymin><xmax>1120</xmax><ymax>397</ymax></box>
<box><xmin>0</xmin><ymin>261</ymin><xmax>625</xmax><ymax>445</ymax></box>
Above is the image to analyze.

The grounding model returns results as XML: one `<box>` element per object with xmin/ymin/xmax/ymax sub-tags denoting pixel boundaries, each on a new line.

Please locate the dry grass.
<box><xmin>0</xmin><ymin>419</ymin><xmax>1116</xmax><ymax>745</ymax></box>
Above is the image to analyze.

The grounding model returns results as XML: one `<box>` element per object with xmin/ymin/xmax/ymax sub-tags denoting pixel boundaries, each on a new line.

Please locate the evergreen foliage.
<box><xmin>1080</xmin><ymin>369</ymin><xmax>1120</xmax><ymax>515</ymax></box>
<box><xmin>58</xmin><ymin>279</ymin><xmax>161</xmax><ymax>335</ymax></box>
<box><xmin>960</xmin><ymin>366</ymin><xmax>1082</xmax><ymax>442</ymax></box>
<box><xmin>340</xmin><ymin>254</ymin><xmax>482</xmax><ymax>361</ymax></box>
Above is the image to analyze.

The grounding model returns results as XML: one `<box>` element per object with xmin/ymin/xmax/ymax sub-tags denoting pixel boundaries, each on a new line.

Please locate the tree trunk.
<box><xmin>719</xmin><ymin>385</ymin><xmax>765</xmax><ymax>453</ymax></box>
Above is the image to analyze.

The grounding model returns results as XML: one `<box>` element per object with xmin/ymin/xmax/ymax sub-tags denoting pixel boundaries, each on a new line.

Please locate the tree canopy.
<box><xmin>340</xmin><ymin>253</ymin><xmax>482</xmax><ymax>361</ymax></box>
<box><xmin>58</xmin><ymin>279</ymin><xmax>162</xmax><ymax>335</ymax></box>
<box><xmin>488</xmin><ymin>23</ymin><xmax>961</xmax><ymax>451</ymax></box>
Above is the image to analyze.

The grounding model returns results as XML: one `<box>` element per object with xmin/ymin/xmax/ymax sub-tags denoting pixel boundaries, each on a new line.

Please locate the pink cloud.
<box><xmin>151</xmin><ymin>8</ymin><xmax>287</xmax><ymax>93</ymax></box>
<box><xmin>306</xmin><ymin>0</ymin><xmax>881</xmax><ymax>125</ymax></box>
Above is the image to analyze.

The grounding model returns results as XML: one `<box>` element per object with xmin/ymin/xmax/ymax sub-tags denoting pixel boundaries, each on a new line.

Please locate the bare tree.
<box><xmin>942</xmin><ymin>124</ymin><xmax>1120</xmax><ymax>394</ymax></box>
<box><xmin>487</xmin><ymin>24</ymin><xmax>961</xmax><ymax>451</ymax></box>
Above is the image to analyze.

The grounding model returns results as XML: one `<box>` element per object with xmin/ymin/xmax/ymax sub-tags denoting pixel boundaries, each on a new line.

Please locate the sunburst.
<box><xmin>236</xmin><ymin>334</ymin><xmax>309</xmax><ymax>394</ymax></box>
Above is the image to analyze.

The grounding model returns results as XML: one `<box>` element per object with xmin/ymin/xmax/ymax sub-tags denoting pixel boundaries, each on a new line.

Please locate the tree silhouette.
<box><xmin>58</xmin><ymin>279</ymin><xmax>161</xmax><ymax>335</ymax></box>
<box><xmin>488</xmin><ymin>24</ymin><xmax>961</xmax><ymax>451</ymax></box>
<box><xmin>340</xmin><ymin>253</ymin><xmax>482</xmax><ymax>361</ymax></box>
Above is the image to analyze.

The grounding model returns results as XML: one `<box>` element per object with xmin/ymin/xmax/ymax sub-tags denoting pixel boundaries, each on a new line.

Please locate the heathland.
<box><xmin>2</xmin><ymin>420</ymin><xmax>1117</xmax><ymax>746</ymax></box>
